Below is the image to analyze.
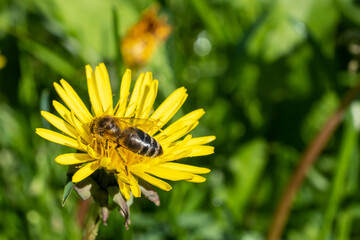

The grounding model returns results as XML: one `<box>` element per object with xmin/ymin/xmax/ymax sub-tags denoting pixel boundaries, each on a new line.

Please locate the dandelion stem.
<box><xmin>267</xmin><ymin>81</ymin><xmax>360</xmax><ymax>240</ymax></box>
<box><xmin>82</xmin><ymin>201</ymin><xmax>100</xmax><ymax>240</ymax></box>
<box><xmin>77</xmin><ymin>198</ymin><xmax>91</xmax><ymax>227</ymax></box>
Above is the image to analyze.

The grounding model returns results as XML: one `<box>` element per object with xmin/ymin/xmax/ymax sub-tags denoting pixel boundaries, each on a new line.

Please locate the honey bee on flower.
<box><xmin>90</xmin><ymin>115</ymin><xmax>164</xmax><ymax>158</ymax></box>
<box><xmin>36</xmin><ymin>63</ymin><xmax>215</xmax><ymax>228</ymax></box>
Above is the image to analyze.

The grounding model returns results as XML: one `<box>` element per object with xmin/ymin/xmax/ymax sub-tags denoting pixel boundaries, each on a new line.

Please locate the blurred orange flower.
<box><xmin>121</xmin><ymin>6</ymin><xmax>172</xmax><ymax>68</ymax></box>
<box><xmin>0</xmin><ymin>51</ymin><xmax>6</xmax><ymax>70</ymax></box>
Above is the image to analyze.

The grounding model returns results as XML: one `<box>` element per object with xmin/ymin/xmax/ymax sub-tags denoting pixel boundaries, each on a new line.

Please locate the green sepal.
<box><xmin>62</xmin><ymin>181</ymin><xmax>74</xmax><ymax>207</ymax></box>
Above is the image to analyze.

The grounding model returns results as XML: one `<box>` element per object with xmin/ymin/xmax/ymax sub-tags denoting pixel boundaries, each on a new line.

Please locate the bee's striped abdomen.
<box><xmin>122</xmin><ymin>127</ymin><xmax>163</xmax><ymax>157</ymax></box>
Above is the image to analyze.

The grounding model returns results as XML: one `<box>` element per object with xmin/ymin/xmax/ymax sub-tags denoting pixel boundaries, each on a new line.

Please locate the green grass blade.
<box><xmin>19</xmin><ymin>38</ymin><xmax>76</xmax><ymax>78</ymax></box>
<box><xmin>317</xmin><ymin>110</ymin><xmax>358</xmax><ymax>240</ymax></box>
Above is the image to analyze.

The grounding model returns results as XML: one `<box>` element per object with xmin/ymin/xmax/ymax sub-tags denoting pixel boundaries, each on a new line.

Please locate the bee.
<box><xmin>90</xmin><ymin>115</ymin><xmax>163</xmax><ymax>158</ymax></box>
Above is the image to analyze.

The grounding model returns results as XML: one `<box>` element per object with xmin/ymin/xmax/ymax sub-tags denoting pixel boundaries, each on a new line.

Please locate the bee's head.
<box><xmin>90</xmin><ymin>116</ymin><xmax>115</xmax><ymax>136</ymax></box>
<box><xmin>90</xmin><ymin>120</ymin><xmax>99</xmax><ymax>135</ymax></box>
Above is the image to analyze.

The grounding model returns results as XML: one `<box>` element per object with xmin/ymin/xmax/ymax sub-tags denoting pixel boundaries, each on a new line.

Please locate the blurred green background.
<box><xmin>1</xmin><ymin>0</ymin><xmax>360</xmax><ymax>239</ymax></box>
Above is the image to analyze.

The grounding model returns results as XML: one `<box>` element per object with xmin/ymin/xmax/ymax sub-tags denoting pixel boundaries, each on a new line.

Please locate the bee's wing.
<box><xmin>116</xmin><ymin>117</ymin><xmax>163</xmax><ymax>134</ymax></box>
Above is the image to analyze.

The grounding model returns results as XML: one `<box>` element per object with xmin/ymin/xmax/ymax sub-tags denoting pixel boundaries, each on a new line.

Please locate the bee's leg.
<box><xmin>99</xmin><ymin>139</ymin><xmax>109</xmax><ymax>157</ymax></box>
<box><xmin>115</xmin><ymin>145</ymin><xmax>129</xmax><ymax>176</ymax></box>
<box><xmin>105</xmin><ymin>139</ymin><xmax>109</xmax><ymax>153</ymax></box>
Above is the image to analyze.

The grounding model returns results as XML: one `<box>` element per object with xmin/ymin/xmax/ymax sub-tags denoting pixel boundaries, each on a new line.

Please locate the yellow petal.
<box><xmin>117</xmin><ymin>173</ymin><xmax>131</xmax><ymax>185</ymax></box>
<box><xmin>116</xmin><ymin>175</ymin><xmax>131</xmax><ymax>200</ymax></box>
<box><xmin>36</xmin><ymin>128</ymin><xmax>83</xmax><ymax>151</ymax></box>
<box><xmin>52</xmin><ymin>101</ymin><xmax>91</xmax><ymax>142</ymax></box>
<box><xmin>162</xmin><ymin>135</ymin><xmax>215</xmax><ymax>159</ymax></box>
<box><xmin>41</xmin><ymin>111</ymin><xmax>77</xmax><ymax>139</ymax></box>
<box><xmin>125</xmin><ymin>73</ymin><xmax>145</xmax><ymax>117</ymax></box>
<box><xmin>54</xmin><ymin>81</ymin><xmax>91</xmax><ymax>124</ymax></box>
<box><xmin>164</xmin><ymin>145</ymin><xmax>214</xmax><ymax>160</ymax></box>
<box><xmin>162</xmin><ymin>108</ymin><xmax>205</xmax><ymax>136</ymax></box>
<box><xmin>138</xmin><ymin>79</ymin><xmax>158</xmax><ymax>120</ymax></box>
<box><xmin>179</xmin><ymin>108</ymin><xmax>205</xmax><ymax>122</ymax></box>
<box><xmin>70</xmin><ymin>111</ymin><xmax>91</xmax><ymax>143</ymax></box>
<box><xmin>72</xmin><ymin>162</ymin><xmax>100</xmax><ymax>182</ymax></box>
<box><xmin>159</xmin><ymin>163</ymin><xmax>210</xmax><ymax>174</ymax></box>
<box><xmin>164</xmin><ymin>145</ymin><xmax>214</xmax><ymax>161</ymax></box>
<box><xmin>187</xmin><ymin>145</ymin><xmax>215</xmax><ymax>157</ymax></box>
<box><xmin>115</xmin><ymin>69</ymin><xmax>131</xmax><ymax>117</ymax></box>
<box><xmin>162</xmin><ymin>149</ymin><xmax>192</xmax><ymax>162</ymax></box>
<box><xmin>145</xmin><ymin>166</ymin><xmax>194</xmax><ymax>181</ymax></box>
<box><xmin>60</xmin><ymin>80</ymin><xmax>93</xmax><ymax>121</ymax></box>
<box><xmin>133</xmin><ymin>171</ymin><xmax>172</xmax><ymax>191</ymax></box>
<box><xmin>160</xmin><ymin>135</ymin><xmax>192</xmax><ymax>159</ymax></box>
<box><xmin>86</xmin><ymin>65</ymin><xmax>103</xmax><ymax>116</ymax></box>
<box><xmin>159</xmin><ymin>121</ymin><xmax>199</xmax><ymax>145</ymax></box>
<box><xmin>185</xmin><ymin>136</ymin><xmax>216</xmax><ymax>146</ymax></box>
<box><xmin>186</xmin><ymin>174</ymin><xmax>206</xmax><ymax>183</ymax></box>
<box><xmin>135</xmin><ymin>72</ymin><xmax>155</xmax><ymax>118</ymax></box>
<box><xmin>129</xmin><ymin>174</ymin><xmax>141</xmax><ymax>198</ymax></box>
<box><xmin>150</xmin><ymin>87</ymin><xmax>188</xmax><ymax>127</ymax></box>
<box><xmin>95</xmin><ymin>63</ymin><xmax>113</xmax><ymax>114</ymax></box>
<box><xmin>166</xmin><ymin>134</ymin><xmax>192</xmax><ymax>148</ymax></box>
<box><xmin>142</xmin><ymin>72</ymin><xmax>152</xmax><ymax>90</ymax></box>
<box><xmin>55</xmin><ymin>153</ymin><xmax>94</xmax><ymax>165</ymax></box>
<box><xmin>53</xmin><ymin>100</ymin><xmax>74</xmax><ymax>125</ymax></box>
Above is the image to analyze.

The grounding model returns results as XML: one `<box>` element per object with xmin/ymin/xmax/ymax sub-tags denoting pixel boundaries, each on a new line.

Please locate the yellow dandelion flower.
<box><xmin>36</xmin><ymin>63</ymin><xmax>215</xmax><ymax>201</ymax></box>
<box><xmin>121</xmin><ymin>5</ymin><xmax>172</xmax><ymax>67</ymax></box>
